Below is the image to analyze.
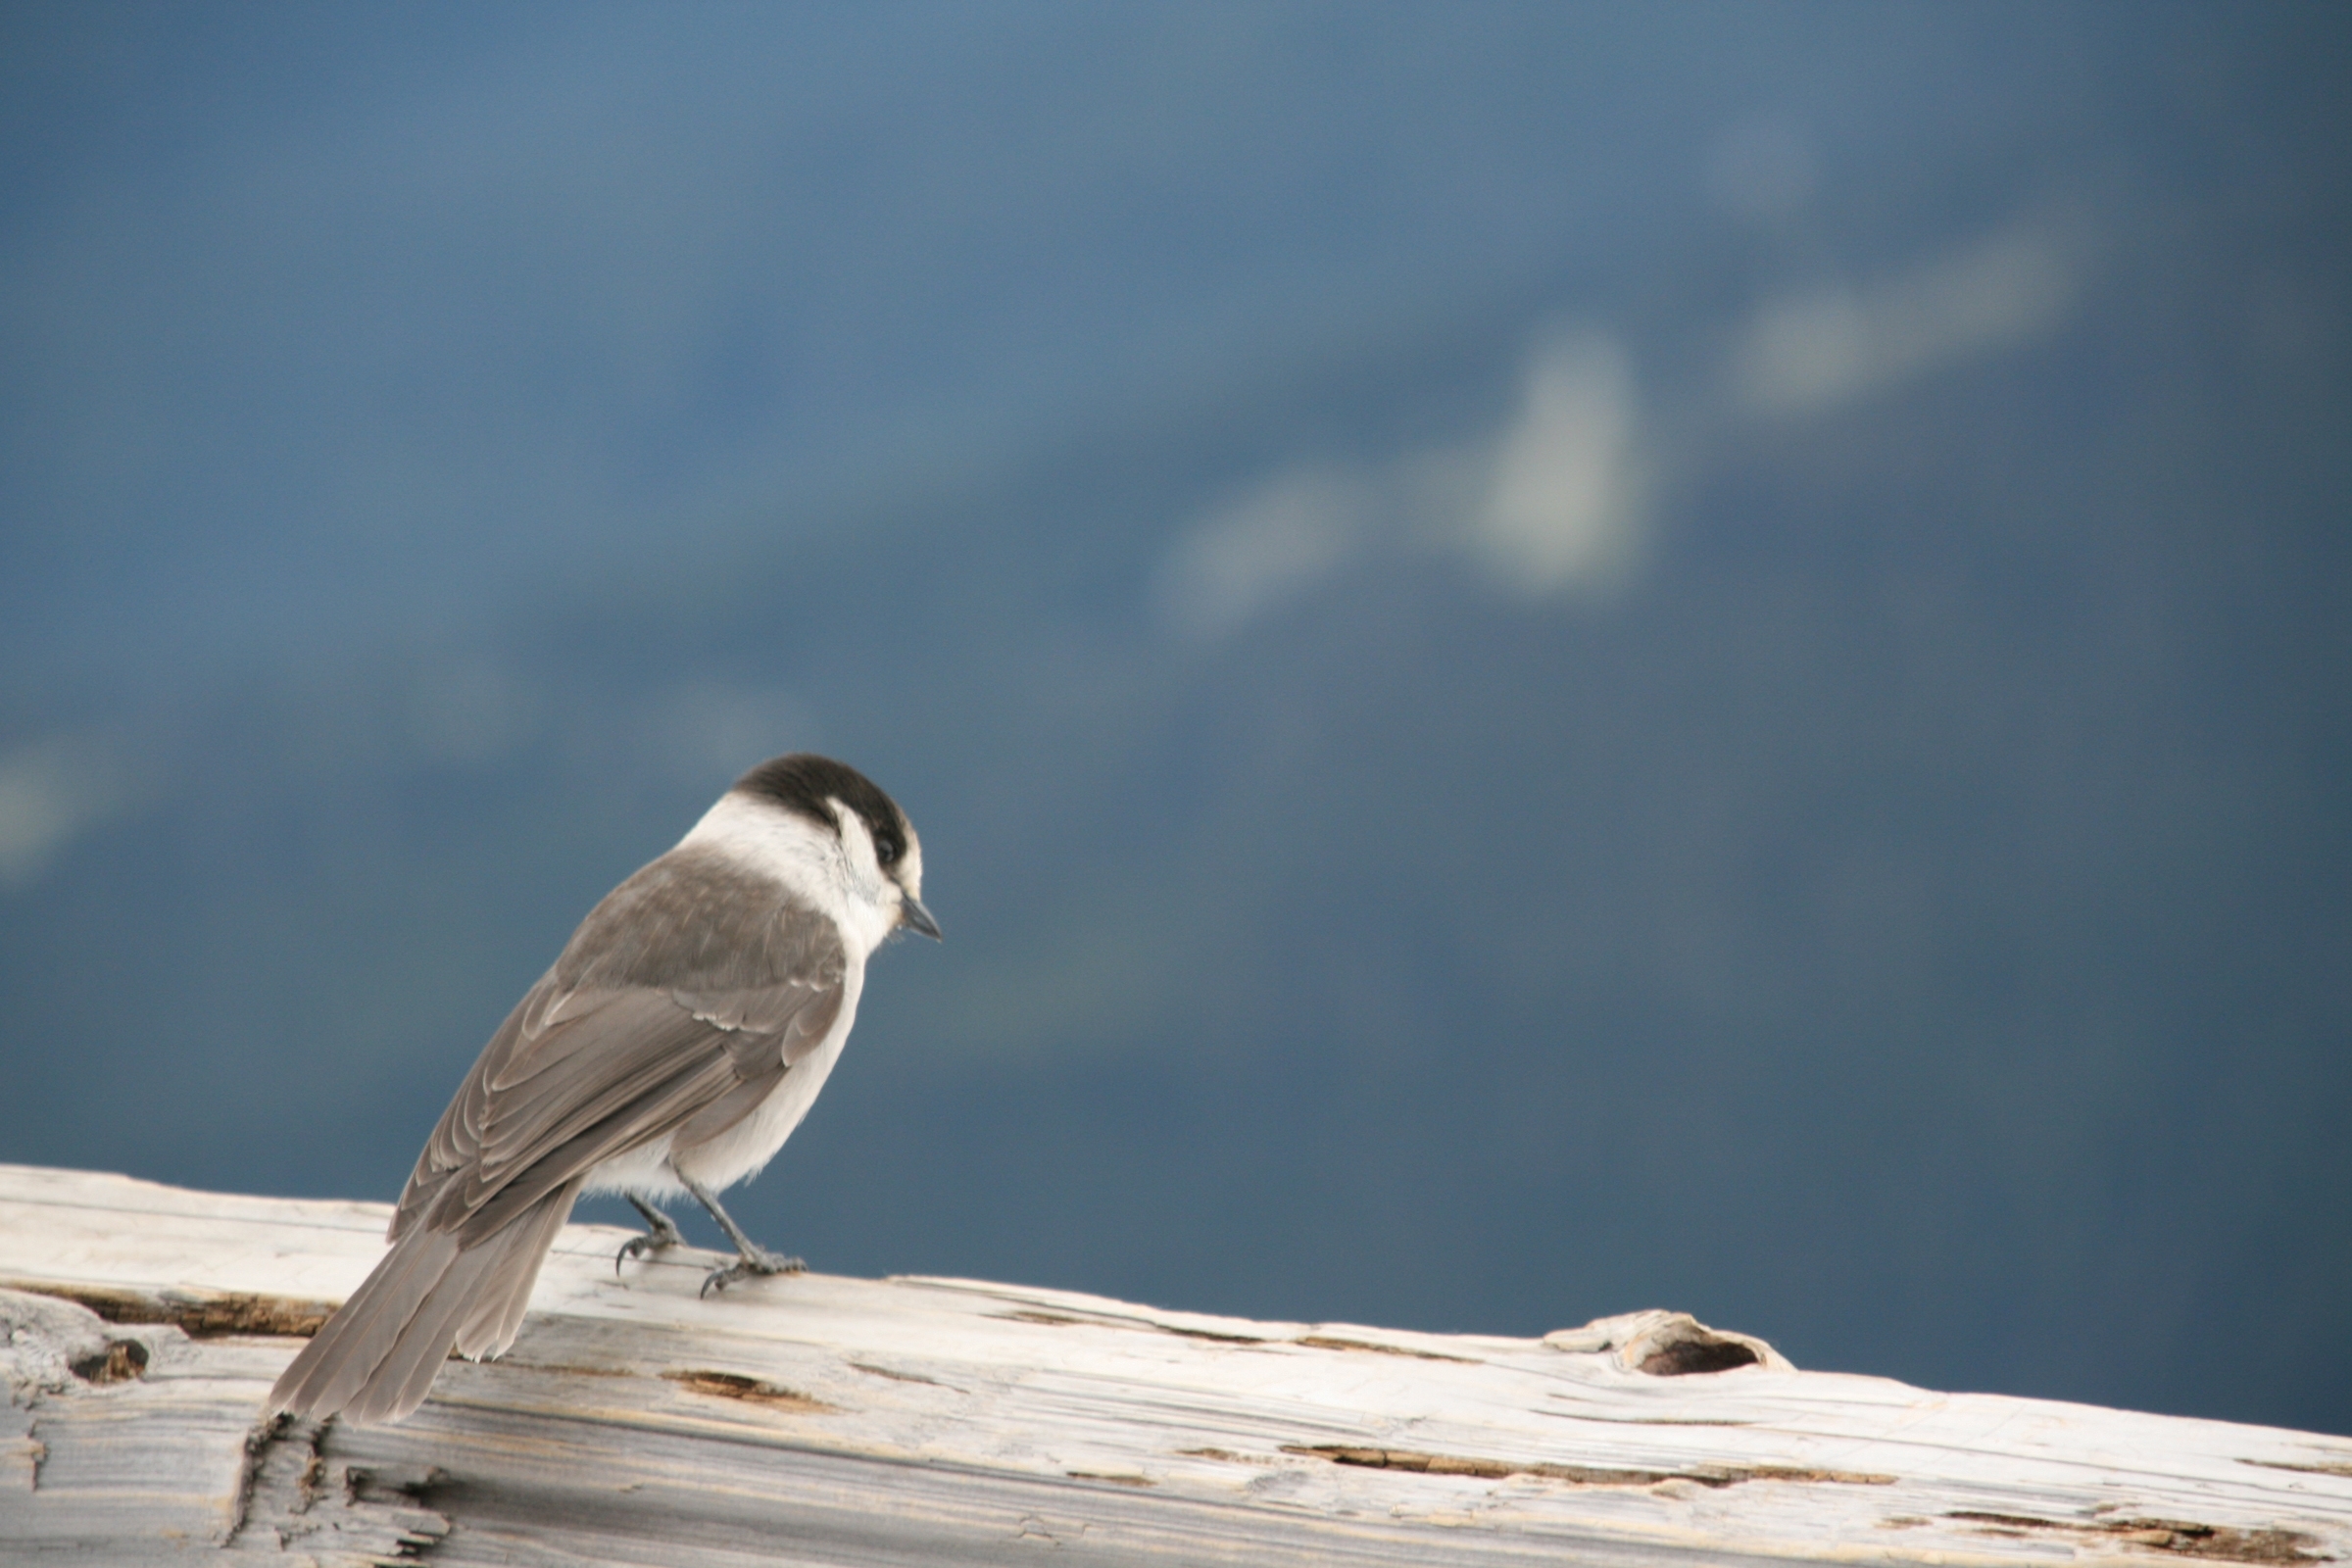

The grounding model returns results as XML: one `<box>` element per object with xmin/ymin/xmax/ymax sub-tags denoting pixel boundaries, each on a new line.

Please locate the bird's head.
<box><xmin>731</xmin><ymin>753</ymin><xmax>941</xmax><ymax>943</ymax></box>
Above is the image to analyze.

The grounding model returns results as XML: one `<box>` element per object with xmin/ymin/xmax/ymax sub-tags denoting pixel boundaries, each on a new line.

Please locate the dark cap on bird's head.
<box><xmin>732</xmin><ymin>754</ymin><xmax>940</xmax><ymax>939</ymax></box>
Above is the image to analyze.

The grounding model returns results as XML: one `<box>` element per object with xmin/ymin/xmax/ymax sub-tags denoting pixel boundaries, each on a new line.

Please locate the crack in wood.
<box><xmin>1945</xmin><ymin>1511</ymin><xmax>2327</xmax><ymax>1564</ymax></box>
<box><xmin>2241</xmin><ymin>1457</ymin><xmax>2352</xmax><ymax>1479</ymax></box>
<box><xmin>662</xmin><ymin>1369</ymin><xmax>838</xmax><ymax>1412</ymax></box>
<box><xmin>1285</xmin><ymin>1445</ymin><xmax>1895</xmax><ymax>1489</ymax></box>
<box><xmin>1292</xmin><ymin>1335</ymin><xmax>1478</xmax><ymax>1363</ymax></box>
<box><xmin>988</xmin><ymin>1306</ymin><xmax>1272</xmax><ymax>1345</ymax></box>
<box><xmin>1153</xmin><ymin>1323</ymin><xmax>1273</xmax><ymax>1345</ymax></box>
<box><xmin>849</xmin><ymin>1361</ymin><xmax>956</xmax><ymax>1388</ymax></box>
<box><xmin>1179</xmin><ymin>1446</ymin><xmax>1270</xmax><ymax>1465</ymax></box>
<box><xmin>1537</xmin><ymin>1397</ymin><xmax>1753</xmax><ymax>1427</ymax></box>
<box><xmin>494</xmin><ymin>1358</ymin><xmax>639</xmax><ymax>1379</ymax></box>
<box><xmin>5</xmin><ymin>1279</ymin><xmax>335</xmax><ymax>1338</ymax></box>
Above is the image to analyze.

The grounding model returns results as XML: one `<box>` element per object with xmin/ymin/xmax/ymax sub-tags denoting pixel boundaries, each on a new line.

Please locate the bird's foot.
<box><xmin>616</xmin><ymin>1226</ymin><xmax>681</xmax><ymax>1273</ymax></box>
<box><xmin>700</xmin><ymin>1245</ymin><xmax>806</xmax><ymax>1298</ymax></box>
<box><xmin>615</xmin><ymin>1200</ymin><xmax>687</xmax><ymax>1275</ymax></box>
<box><xmin>670</xmin><ymin>1172</ymin><xmax>804</xmax><ymax>1296</ymax></box>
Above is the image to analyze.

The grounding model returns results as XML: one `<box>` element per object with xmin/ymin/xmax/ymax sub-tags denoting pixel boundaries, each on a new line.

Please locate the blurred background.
<box><xmin>3</xmin><ymin>3</ymin><xmax>2347</xmax><ymax>1437</ymax></box>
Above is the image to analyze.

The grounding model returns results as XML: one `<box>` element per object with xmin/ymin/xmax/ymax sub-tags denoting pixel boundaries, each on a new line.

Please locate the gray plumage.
<box><xmin>269</xmin><ymin>830</ymin><xmax>860</xmax><ymax>1425</ymax></box>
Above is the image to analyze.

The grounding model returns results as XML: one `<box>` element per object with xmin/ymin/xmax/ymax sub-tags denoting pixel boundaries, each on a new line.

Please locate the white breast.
<box><xmin>580</xmin><ymin>788</ymin><xmax>895</xmax><ymax>1200</ymax></box>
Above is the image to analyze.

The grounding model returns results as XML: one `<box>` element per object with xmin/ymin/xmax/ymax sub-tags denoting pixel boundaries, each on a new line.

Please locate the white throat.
<box><xmin>676</xmin><ymin>791</ymin><xmax>902</xmax><ymax>959</ymax></box>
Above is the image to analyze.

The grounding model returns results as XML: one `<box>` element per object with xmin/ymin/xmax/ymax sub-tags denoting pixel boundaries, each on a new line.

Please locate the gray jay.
<box><xmin>267</xmin><ymin>754</ymin><xmax>939</xmax><ymax>1424</ymax></box>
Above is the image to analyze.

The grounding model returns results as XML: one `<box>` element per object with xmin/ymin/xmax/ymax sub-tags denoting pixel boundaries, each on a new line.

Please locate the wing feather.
<box><xmin>276</xmin><ymin>845</ymin><xmax>858</xmax><ymax>1424</ymax></box>
<box><xmin>387</xmin><ymin>851</ymin><xmax>849</xmax><ymax>1246</ymax></box>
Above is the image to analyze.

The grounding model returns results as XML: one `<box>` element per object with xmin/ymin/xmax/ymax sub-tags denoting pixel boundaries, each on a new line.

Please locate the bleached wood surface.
<box><xmin>2</xmin><ymin>1164</ymin><xmax>2347</xmax><ymax>1566</ymax></box>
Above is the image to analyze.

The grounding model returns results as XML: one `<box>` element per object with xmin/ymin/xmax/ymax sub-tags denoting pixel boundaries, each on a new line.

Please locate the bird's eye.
<box><xmin>876</xmin><ymin>839</ymin><xmax>900</xmax><ymax>866</ymax></box>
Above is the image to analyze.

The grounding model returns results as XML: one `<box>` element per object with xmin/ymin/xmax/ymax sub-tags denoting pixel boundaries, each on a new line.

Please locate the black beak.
<box><xmin>900</xmin><ymin>893</ymin><xmax>943</xmax><ymax>941</ymax></box>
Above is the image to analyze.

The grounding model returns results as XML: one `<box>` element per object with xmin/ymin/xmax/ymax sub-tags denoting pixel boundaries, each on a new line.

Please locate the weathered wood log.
<box><xmin>2</xmin><ymin>1163</ymin><xmax>2346</xmax><ymax>1565</ymax></box>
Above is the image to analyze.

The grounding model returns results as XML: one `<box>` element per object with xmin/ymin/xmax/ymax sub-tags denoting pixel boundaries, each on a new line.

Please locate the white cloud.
<box><xmin>1153</xmin><ymin>331</ymin><xmax>1651</xmax><ymax>637</ymax></box>
<box><xmin>1152</xmin><ymin>466</ymin><xmax>1368</xmax><ymax>640</ymax></box>
<box><xmin>1730</xmin><ymin>219</ymin><xmax>2082</xmax><ymax>418</ymax></box>
<box><xmin>1469</xmin><ymin>336</ymin><xmax>1647</xmax><ymax>596</ymax></box>
<box><xmin>1152</xmin><ymin>214</ymin><xmax>2088</xmax><ymax>640</ymax></box>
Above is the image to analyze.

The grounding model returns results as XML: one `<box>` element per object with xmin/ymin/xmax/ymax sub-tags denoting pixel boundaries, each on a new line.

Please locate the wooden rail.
<box><xmin>3</xmin><ymin>1163</ymin><xmax>2346</xmax><ymax>1564</ymax></box>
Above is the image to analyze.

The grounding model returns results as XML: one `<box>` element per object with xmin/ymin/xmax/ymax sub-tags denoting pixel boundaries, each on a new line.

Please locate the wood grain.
<box><xmin>4</xmin><ymin>1163</ymin><xmax>2346</xmax><ymax>1564</ymax></box>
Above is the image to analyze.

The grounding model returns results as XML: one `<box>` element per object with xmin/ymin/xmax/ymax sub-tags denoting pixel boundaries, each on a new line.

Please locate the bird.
<box><xmin>266</xmin><ymin>753</ymin><xmax>939</xmax><ymax>1424</ymax></box>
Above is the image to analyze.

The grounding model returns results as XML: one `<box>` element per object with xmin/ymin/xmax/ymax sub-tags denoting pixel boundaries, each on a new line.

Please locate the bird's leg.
<box><xmin>676</xmin><ymin>1173</ymin><xmax>806</xmax><ymax>1296</ymax></box>
<box><xmin>615</xmin><ymin>1193</ymin><xmax>686</xmax><ymax>1274</ymax></box>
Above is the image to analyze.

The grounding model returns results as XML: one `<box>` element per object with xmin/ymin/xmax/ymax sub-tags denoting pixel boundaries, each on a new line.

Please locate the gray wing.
<box><xmin>391</xmin><ymin>850</ymin><xmax>847</xmax><ymax>1247</ymax></box>
<box><xmin>270</xmin><ymin>851</ymin><xmax>845</xmax><ymax>1424</ymax></box>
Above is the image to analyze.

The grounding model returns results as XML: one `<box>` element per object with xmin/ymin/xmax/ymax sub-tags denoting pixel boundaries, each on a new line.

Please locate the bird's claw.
<box><xmin>700</xmin><ymin>1247</ymin><xmax>806</xmax><ymax>1298</ymax></box>
<box><xmin>614</xmin><ymin>1233</ymin><xmax>664</xmax><ymax>1275</ymax></box>
<box><xmin>615</xmin><ymin>1217</ymin><xmax>685</xmax><ymax>1276</ymax></box>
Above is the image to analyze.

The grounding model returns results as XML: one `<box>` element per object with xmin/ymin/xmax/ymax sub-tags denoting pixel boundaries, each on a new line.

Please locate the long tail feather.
<box><xmin>266</xmin><ymin>1179</ymin><xmax>582</xmax><ymax>1424</ymax></box>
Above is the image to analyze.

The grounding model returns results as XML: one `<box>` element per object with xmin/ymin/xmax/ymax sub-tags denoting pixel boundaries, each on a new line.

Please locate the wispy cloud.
<box><xmin>1728</xmin><ymin>217</ymin><xmax>2084</xmax><ymax>419</ymax></box>
<box><xmin>1153</xmin><ymin>332</ymin><xmax>1651</xmax><ymax>637</ymax></box>
<box><xmin>1154</xmin><ymin>209</ymin><xmax>2093</xmax><ymax>640</ymax></box>
<box><xmin>1152</xmin><ymin>467</ymin><xmax>1370</xmax><ymax>640</ymax></box>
